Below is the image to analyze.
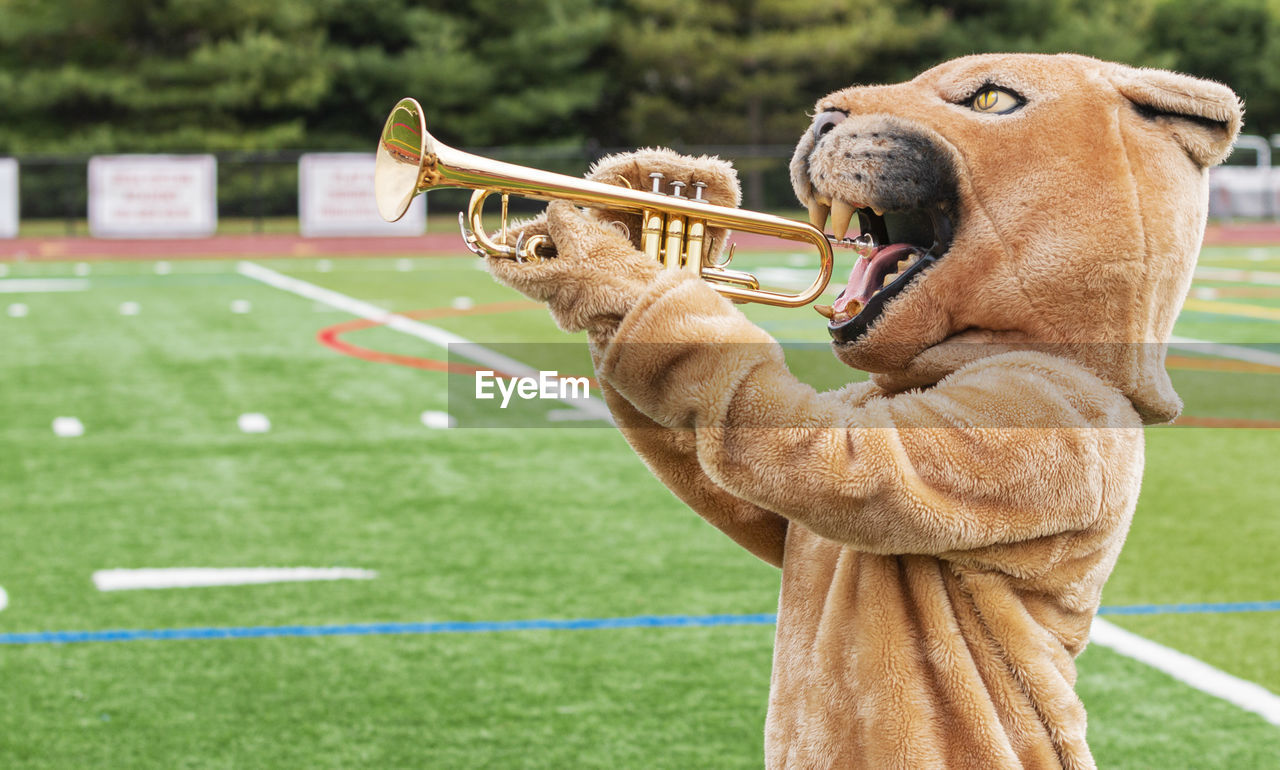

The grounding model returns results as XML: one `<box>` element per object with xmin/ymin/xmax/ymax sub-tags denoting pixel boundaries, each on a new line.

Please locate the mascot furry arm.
<box><xmin>489</xmin><ymin>54</ymin><xmax>1241</xmax><ymax>769</ymax></box>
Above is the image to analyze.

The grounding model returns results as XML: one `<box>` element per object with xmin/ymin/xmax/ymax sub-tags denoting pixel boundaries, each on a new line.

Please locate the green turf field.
<box><xmin>2</xmin><ymin>247</ymin><xmax>1279</xmax><ymax>768</ymax></box>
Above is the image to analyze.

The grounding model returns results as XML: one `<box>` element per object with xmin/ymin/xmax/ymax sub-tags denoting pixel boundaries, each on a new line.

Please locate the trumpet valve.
<box><xmin>649</xmin><ymin>172</ymin><xmax>665</xmax><ymax>193</ymax></box>
<box><xmin>692</xmin><ymin>181</ymin><xmax>707</xmax><ymax>201</ymax></box>
<box><xmin>670</xmin><ymin>180</ymin><xmax>687</xmax><ymax>198</ymax></box>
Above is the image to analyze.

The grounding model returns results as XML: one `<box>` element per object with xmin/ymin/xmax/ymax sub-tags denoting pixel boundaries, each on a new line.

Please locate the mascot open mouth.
<box><xmin>813</xmin><ymin>202</ymin><xmax>955</xmax><ymax>344</ymax></box>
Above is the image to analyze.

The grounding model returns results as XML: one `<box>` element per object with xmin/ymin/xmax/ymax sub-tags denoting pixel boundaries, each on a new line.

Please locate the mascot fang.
<box><xmin>489</xmin><ymin>54</ymin><xmax>1242</xmax><ymax>769</ymax></box>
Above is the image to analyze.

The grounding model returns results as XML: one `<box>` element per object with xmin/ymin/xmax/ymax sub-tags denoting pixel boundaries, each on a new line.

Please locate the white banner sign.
<box><xmin>88</xmin><ymin>155</ymin><xmax>217</xmax><ymax>238</ymax></box>
<box><xmin>0</xmin><ymin>158</ymin><xmax>17</xmax><ymax>238</ymax></box>
<box><xmin>299</xmin><ymin>153</ymin><xmax>425</xmax><ymax>237</ymax></box>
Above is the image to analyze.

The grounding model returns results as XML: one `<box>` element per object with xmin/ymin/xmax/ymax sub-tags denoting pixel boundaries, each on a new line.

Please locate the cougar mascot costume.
<box><xmin>489</xmin><ymin>54</ymin><xmax>1241</xmax><ymax>769</ymax></box>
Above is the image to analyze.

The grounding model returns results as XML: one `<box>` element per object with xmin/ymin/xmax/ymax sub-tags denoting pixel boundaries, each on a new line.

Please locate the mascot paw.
<box><xmin>487</xmin><ymin>200</ymin><xmax>662</xmax><ymax>334</ymax></box>
<box><xmin>489</xmin><ymin>149</ymin><xmax>743</xmax><ymax>335</ymax></box>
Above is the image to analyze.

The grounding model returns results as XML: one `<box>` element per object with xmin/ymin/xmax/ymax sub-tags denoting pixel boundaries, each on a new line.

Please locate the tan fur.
<box><xmin>488</xmin><ymin>53</ymin><xmax>1241</xmax><ymax>769</ymax></box>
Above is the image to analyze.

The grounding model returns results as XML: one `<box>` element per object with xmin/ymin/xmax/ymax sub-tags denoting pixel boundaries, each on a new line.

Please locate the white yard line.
<box><xmin>93</xmin><ymin>567</ymin><xmax>377</xmax><ymax>591</ymax></box>
<box><xmin>1194</xmin><ymin>266</ymin><xmax>1280</xmax><ymax>286</ymax></box>
<box><xmin>0</xmin><ymin>278</ymin><xmax>90</xmax><ymax>293</ymax></box>
<box><xmin>235</xmin><ymin>261</ymin><xmax>612</xmax><ymax>422</ymax></box>
<box><xmin>1168</xmin><ymin>335</ymin><xmax>1280</xmax><ymax>368</ymax></box>
<box><xmin>1090</xmin><ymin>617</ymin><xmax>1280</xmax><ymax>726</ymax></box>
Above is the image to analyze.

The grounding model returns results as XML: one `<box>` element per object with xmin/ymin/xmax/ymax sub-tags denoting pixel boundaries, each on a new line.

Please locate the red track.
<box><xmin>3</xmin><ymin>222</ymin><xmax>1274</xmax><ymax>261</ymax></box>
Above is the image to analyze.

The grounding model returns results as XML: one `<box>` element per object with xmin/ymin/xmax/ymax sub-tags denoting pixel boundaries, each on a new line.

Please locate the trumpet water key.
<box><xmin>375</xmin><ymin>97</ymin><xmax>839</xmax><ymax>308</ymax></box>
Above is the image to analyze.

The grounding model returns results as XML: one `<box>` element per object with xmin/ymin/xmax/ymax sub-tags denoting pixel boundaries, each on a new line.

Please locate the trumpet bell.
<box><xmin>376</xmin><ymin>97</ymin><xmax>434</xmax><ymax>223</ymax></box>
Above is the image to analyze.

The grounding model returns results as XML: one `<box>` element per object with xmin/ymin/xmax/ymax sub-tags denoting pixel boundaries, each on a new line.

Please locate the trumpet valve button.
<box><xmin>649</xmin><ymin>172</ymin><xmax>665</xmax><ymax>193</ymax></box>
<box><xmin>692</xmin><ymin>181</ymin><xmax>707</xmax><ymax>200</ymax></box>
<box><xmin>670</xmin><ymin>180</ymin><xmax>686</xmax><ymax>197</ymax></box>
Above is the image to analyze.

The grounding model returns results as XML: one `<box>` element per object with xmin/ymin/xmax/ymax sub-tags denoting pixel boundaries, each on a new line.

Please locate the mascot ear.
<box><xmin>1112</xmin><ymin>66</ymin><xmax>1243</xmax><ymax>167</ymax></box>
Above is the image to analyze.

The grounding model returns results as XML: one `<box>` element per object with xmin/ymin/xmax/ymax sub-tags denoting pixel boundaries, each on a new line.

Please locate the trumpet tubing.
<box><xmin>375</xmin><ymin>97</ymin><xmax>834</xmax><ymax>307</ymax></box>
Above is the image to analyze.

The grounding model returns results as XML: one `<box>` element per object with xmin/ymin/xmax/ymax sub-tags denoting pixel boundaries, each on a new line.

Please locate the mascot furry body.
<box><xmin>490</xmin><ymin>54</ymin><xmax>1241</xmax><ymax>768</ymax></box>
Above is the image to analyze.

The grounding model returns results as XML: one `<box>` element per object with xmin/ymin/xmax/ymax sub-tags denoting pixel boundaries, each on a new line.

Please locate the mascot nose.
<box><xmin>812</xmin><ymin>110</ymin><xmax>848</xmax><ymax>141</ymax></box>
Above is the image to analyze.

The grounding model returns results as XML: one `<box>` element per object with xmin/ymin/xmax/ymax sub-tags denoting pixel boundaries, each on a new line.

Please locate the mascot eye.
<box><xmin>969</xmin><ymin>87</ymin><xmax>1022</xmax><ymax>115</ymax></box>
<box><xmin>812</xmin><ymin>110</ymin><xmax>847</xmax><ymax>140</ymax></box>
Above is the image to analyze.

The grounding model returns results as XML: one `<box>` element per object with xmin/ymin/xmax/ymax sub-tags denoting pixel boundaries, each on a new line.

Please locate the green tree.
<box><xmin>611</xmin><ymin>0</ymin><xmax>948</xmax><ymax>148</ymax></box>
<box><xmin>309</xmin><ymin>0</ymin><xmax>614</xmax><ymax>149</ymax></box>
<box><xmin>0</xmin><ymin>0</ymin><xmax>330</xmax><ymax>152</ymax></box>
<box><xmin>0</xmin><ymin>0</ymin><xmax>615</xmax><ymax>153</ymax></box>
<box><xmin>920</xmin><ymin>0</ymin><xmax>1163</xmax><ymax>67</ymax></box>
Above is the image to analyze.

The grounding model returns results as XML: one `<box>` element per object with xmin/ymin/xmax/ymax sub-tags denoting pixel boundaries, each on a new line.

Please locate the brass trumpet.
<box><xmin>375</xmin><ymin>97</ymin><xmax>834</xmax><ymax>307</ymax></box>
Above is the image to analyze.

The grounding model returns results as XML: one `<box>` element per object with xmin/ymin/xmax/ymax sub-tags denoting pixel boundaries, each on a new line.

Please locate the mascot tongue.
<box><xmin>834</xmin><ymin>243</ymin><xmax>918</xmax><ymax>314</ymax></box>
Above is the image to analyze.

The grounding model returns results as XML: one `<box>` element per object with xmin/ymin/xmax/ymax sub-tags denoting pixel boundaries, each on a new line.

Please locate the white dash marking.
<box><xmin>119</xmin><ymin>301</ymin><xmax>140</xmax><ymax>316</ymax></box>
<box><xmin>237</xmin><ymin>413</ymin><xmax>271</xmax><ymax>433</ymax></box>
<box><xmin>787</xmin><ymin>253</ymin><xmax>809</xmax><ymax>266</ymax></box>
<box><xmin>317</xmin><ymin>259</ymin><xmax>332</xmax><ymax>273</ymax></box>
<box><xmin>1247</xmin><ymin>247</ymin><xmax>1269</xmax><ymax>262</ymax></box>
<box><xmin>0</xmin><ymin>278</ymin><xmax>90</xmax><ymax>293</ymax></box>
<box><xmin>52</xmin><ymin>416</ymin><xmax>85</xmax><ymax>437</ymax></box>
<box><xmin>546</xmin><ymin>409</ymin><xmax>611</xmax><ymax>423</ymax></box>
<box><xmin>7</xmin><ymin>303</ymin><xmax>28</xmax><ymax>318</ymax></box>
<box><xmin>74</xmin><ymin>262</ymin><xmax>91</xmax><ymax>277</ymax></box>
<box><xmin>230</xmin><ymin>299</ymin><xmax>252</xmax><ymax>314</ymax></box>
<box><xmin>0</xmin><ymin>264</ymin><xmax>9</xmax><ymax>277</ymax></box>
<box><xmin>154</xmin><ymin>261</ymin><xmax>171</xmax><ymax>275</ymax></box>
<box><xmin>0</xmin><ymin>585</ymin><xmax>8</xmax><ymax>612</ymax></box>
<box><xmin>1091</xmin><ymin>617</ymin><xmax>1280</xmax><ymax>726</ymax></box>
<box><xmin>420</xmin><ymin>410</ymin><xmax>456</xmax><ymax>429</ymax></box>
<box><xmin>451</xmin><ymin>296</ymin><xmax>474</xmax><ymax>311</ymax></box>
<box><xmin>1190</xmin><ymin>287</ymin><xmax>1219</xmax><ymax>301</ymax></box>
<box><xmin>396</xmin><ymin>258</ymin><xmax>412</xmax><ymax>272</ymax></box>
<box><xmin>92</xmin><ymin>567</ymin><xmax>378</xmax><ymax>592</ymax></box>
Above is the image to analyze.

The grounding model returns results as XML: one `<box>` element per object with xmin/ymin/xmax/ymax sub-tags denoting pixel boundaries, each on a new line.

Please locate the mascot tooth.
<box><xmin>488</xmin><ymin>54</ymin><xmax>1242</xmax><ymax>769</ymax></box>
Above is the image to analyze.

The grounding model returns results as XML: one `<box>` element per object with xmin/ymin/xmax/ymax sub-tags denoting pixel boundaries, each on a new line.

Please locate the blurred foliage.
<box><xmin>0</xmin><ymin>0</ymin><xmax>612</xmax><ymax>153</ymax></box>
<box><xmin>0</xmin><ymin>0</ymin><xmax>1273</xmax><ymax>155</ymax></box>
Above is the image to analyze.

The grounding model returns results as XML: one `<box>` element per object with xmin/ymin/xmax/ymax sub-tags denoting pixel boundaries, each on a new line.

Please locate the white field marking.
<box><xmin>396</xmin><ymin>258</ymin><xmax>412</xmax><ymax>272</ymax></box>
<box><xmin>1169</xmin><ymin>335</ymin><xmax>1280</xmax><ymax>369</ymax></box>
<box><xmin>420</xmin><ymin>410</ymin><xmax>456</xmax><ymax>429</ymax></box>
<box><xmin>787</xmin><ymin>253</ymin><xmax>810</xmax><ymax>267</ymax></box>
<box><xmin>230</xmin><ymin>299</ymin><xmax>252</xmax><ymax>314</ymax></box>
<box><xmin>92</xmin><ymin>567</ymin><xmax>378</xmax><ymax>592</ymax></box>
<box><xmin>1195</xmin><ymin>266</ymin><xmax>1280</xmax><ymax>286</ymax></box>
<box><xmin>546</xmin><ymin>408</ymin><xmax>612</xmax><ymax>422</ymax></box>
<box><xmin>1247</xmin><ymin>248</ymin><xmax>1270</xmax><ymax>262</ymax></box>
<box><xmin>52</xmin><ymin>416</ymin><xmax>85</xmax><ymax>437</ymax></box>
<box><xmin>0</xmin><ymin>585</ymin><xmax>7</xmax><ymax>612</ymax></box>
<box><xmin>237</xmin><ymin>413</ymin><xmax>271</xmax><ymax>433</ymax></box>
<box><xmin>317</xmin><ymin>259</ymin><xmax>332</xmax><ymax>273</ymax></box>
<box><xmin>451</xmin><ymin>296</ymin><xmax>474</xmax><ymax>310</ymax></box>
<box><xmin>7</xmin><ymin>303</ymin><xmax>28</xmax><ymax>317</ymax></box>
<box><xmin>0</xmin><ymin>278</ymin><xmax>90</xmax><ymax>293</ymax></box>
<box><xmin>1190</xmin><ymin>287</ymin><xmax>1219</xmax><ymax>301</ymax></box>
<box><xmin>1090</xmin><ymin>617</ymin><xmax>1280</xmax><ymax>726</ymax></box>
<box><xmin>119</xmin><ymin>301</ymin><xmax>140</xmax><ymax>316</ymax></box>
<box><xmin>154</xmin><ymin>260</ymin><xmax>171</xmax><ymax>275</ymax></box>
<box><xmin>74</xmin><ymin>262</ymin><xmax>91</xmax><ymax>276</ymax></box>
<box><xmin>0</xmin><ymin>264</ymin><xmax>9</xmax><ymax>277</ymax></box>
<box><xmin>236</xmin><ymin>261</ymin><xmax>613</xmax><ymax>422</ymax></box>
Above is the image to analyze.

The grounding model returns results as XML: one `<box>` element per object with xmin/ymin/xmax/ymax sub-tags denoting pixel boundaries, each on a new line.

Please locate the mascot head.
<box><xmin>790</xmin><ymin>53</ymin><xmax>1242</xmax><ymax>424</ymax></box>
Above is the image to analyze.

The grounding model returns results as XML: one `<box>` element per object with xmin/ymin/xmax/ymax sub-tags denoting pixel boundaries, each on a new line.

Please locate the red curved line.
<box><xmin>315</xmin><ymin>301</ymin><xmax>599</xmax><ymax>387</ymax></box>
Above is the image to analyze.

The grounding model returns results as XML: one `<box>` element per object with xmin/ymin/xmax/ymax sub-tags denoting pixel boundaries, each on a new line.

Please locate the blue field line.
<box><xmin>0</xmin><ymin>613</ymin><xmax>779</xmax><ymax>646</ymax></box>
<box><xmin>1</xmin><ymin>602</ymin><xmax>1277</xmax><ymax>646</ymax></box>
<box><xmin>1096</xmin><ymin>600</ymin><xmax>1280</xmax><ymax>616</ymax></box>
